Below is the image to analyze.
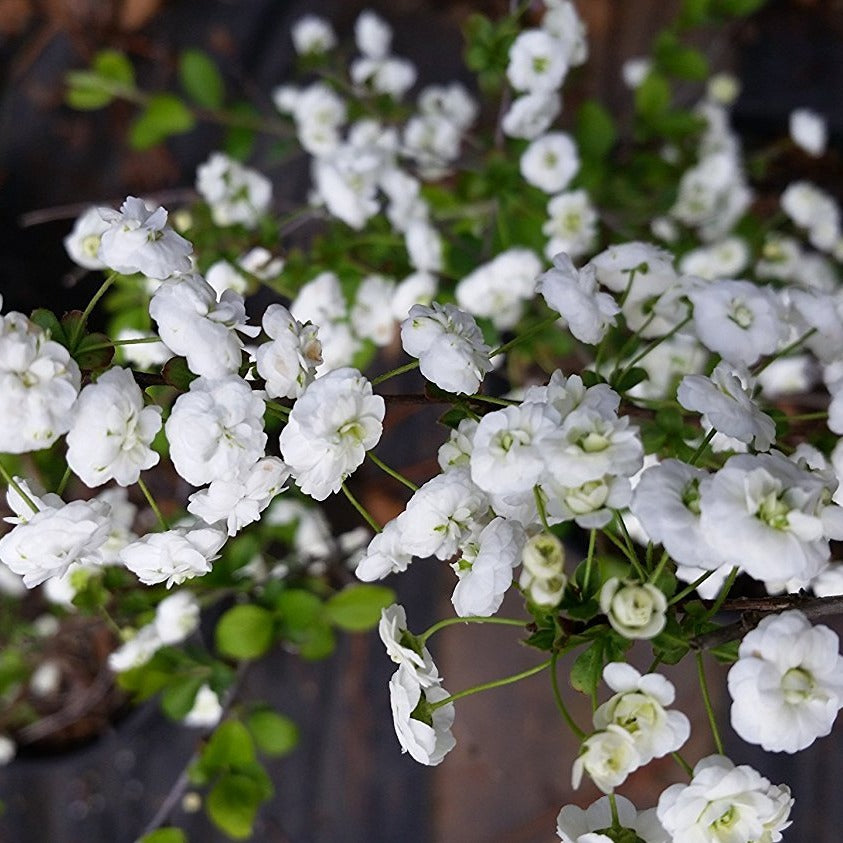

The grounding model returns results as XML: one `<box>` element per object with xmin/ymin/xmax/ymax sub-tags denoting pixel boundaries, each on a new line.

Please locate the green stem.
<box><xmin>583</xmin><ymin>529</ymin><xmax>597</xmax><ymax>593</ymax></box>
<box><xmin>787</xmin><ymin>411</ymin><xmax>829</xmax><ymax>422</ymax></box>
<box><xmin>419</xmin><ymin>615</ymin><xmax>526</xmax><ymax>645</ymax></box>
<box><xmin>367</xmin><ymin>452</ymin><xmax>419</xmax><ymax>492</ymax></box>
<box><xmin>754</xmin><ymin>327</ymin><xmax>817</xmax><ymax>376</ymax></box>
<box><xmin>616</xmin><ymin>314</ymin><xmax>693</xmax><ymax>378</ymax></box>
<box><xmin>533</xmin><ymin>485</ymin><xmax>551</xmax><ymax>532</ymax></box>
<box><xmin>672</xmin><ymin>751</ymin><xmax>694</xmax><ymax>777</ymax></box>
<box><xmin>608</xmin><ymin>792</ymin><xmax>621</xmax><ymax>830</ymax></box>
<box><xmin>429</xmin><ymin>657</ymin><xmax>552</xmax><ymax>711</ymax></box>
<box><xmin>372</xmin><ymin>360</ymin><xmax>420</xmax><ymax>386</ymax></box>
<box><xmin>341</xmin><ymin>483</ymin><xmax>381</xmax><ymax>533</ymax></box>
<box><xmin>137</xmin><ymin>476</ymin><xmax>168</xmax><ymax>530</ymax></box>
<box><xmin>72</xmin><ymin>272</ymin><xmax>117</xmax><ymax>350</ymax></box>
<box><xmin>0</xmin><ymin>461</ymin><xmax>38</xmax><ymax>513</ymax></box>
<box><xmin>78</xmin><ymin>335</ymin><xmax>163</xmax><ymax>354</ymax></box>
<box><xmin>467</xmin><ymin>393</ymin><xmax>517</xmax><ymax>408</ymax></box>
<box><xmin>688</xmin><ymin>428</ymin><xmax>716</xmax><ymax>466</ymax></box>
<box><xmin>56</xmin><ymin>466</ymin><xmax>72</xmax><ymax>497</ymax></box>
<box><xmin>696</xmin><ymin>651</ymin><xmax>724</xmax><ymax>755</ymax></box>
<box><xmin>490</xmin><ymin>315</ymin><xmax>559</xmax><ymax>358</ymax></box>
<box><xmin>550</xmin><ymin>651</ymin><xmax>586</xmax><ymax>739</ymax></box>
<box><xmin>669</xmin><ymin>569</ymin><xmax>717</xmax><ymax>605</ymax></box>
<box><xmin>265</xmin><ymin>400</ymin><xmax>291</xmax><ymax>418</ymax></box>
<box><xmin>614</xmin><ymin>512</ymin><xmax>647</xmax><ymax>581</ymax></box>
<box><xmin>649</xmin><ymin>549</ymin><xmax>671</xmax><ymax>585</ymax></box>
<box><xmin>705</xmin><ymin>566</ymin><xmax>739</xmax><ymax>620</ymax></box>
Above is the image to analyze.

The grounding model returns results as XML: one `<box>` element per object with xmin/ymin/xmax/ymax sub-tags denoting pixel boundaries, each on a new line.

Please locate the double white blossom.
<box><xmin>255</xmin><ymin>304</ymin><xmax>322</xmax><ymax>399</ymax></box>
<box><xmin>196</xmin><ymin>152</ymin><xmax>272</xmax><ymax>229</ymax></box>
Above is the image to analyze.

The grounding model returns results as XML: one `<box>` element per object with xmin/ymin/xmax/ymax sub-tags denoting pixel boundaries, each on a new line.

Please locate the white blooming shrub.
<box><xmin>4</xmin><ymin>0</ymin><xmax>843</xmax><ymax>838</ymax></box>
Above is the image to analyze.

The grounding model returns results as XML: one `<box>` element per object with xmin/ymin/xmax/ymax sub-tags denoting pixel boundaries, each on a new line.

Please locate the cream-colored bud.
<box><xmin>599</xmin><ymin>577</ymin><xmax>667</xmax><ymax>640</ymax></box>
<box><xmin>521</xmin><ymin>533</ymin><xmax>565</xmax><ymax>580</ymax></box>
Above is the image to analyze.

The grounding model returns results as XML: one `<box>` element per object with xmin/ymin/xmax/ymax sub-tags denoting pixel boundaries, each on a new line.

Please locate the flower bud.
<box><xmin>599</xmin><ymin>577</ymin><xmax>667</xmax><ymax>640</ymax></box>
<box><xmin>521</xmin><ymin>533</ymin><xmax>565</xmax><ymax>580</ymax></box>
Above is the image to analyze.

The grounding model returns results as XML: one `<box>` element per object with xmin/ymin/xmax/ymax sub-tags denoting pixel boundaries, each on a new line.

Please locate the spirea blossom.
<box><xmin>657</xmin><ymin>754</ymin><xmax>793</xmax><ymax>843</ymax></box>
<box><xmin>120</xmin><ymin>525</ymin><xmax>226</xmax><ymax>587</ymax></box>
<box><xmin>790</xmin><ymin>108</ymin><xmax>827</xmax><ymax>157</ymax></box>
<box><xmin>63</xmin><ymin>206</ymin><xmax>110</xmax><ymax>270</ymax></box>
<box><xmin>400</xmin><ymin>302</ymin><xmax>492</xmax><ymax>395</ymax></box>
<box><xmin>195</xmin><ymin>152</ymin><xmax>272</xmax><ymax>229</ymax></box>
<box><xmin>66</xmin><ymin>367</ymin><xmax>162</xmax><ymax>487</ymax></box>
<box><xmin>543</xmin><ymin>190</ymin><xmax>598</xmax><ymax>260</ymax></box>
<box><xmin>389</xmin><ymin>663</ymin><xmax>455</xmax><ymax>766</ymax></box>
<box><xmin>507</xmin><ymin>29</ymin><xmax>568</xmax><ymax>93</ymax></box>
<box><xmin>520</xmin><ymin>133</ymin><xmax>580</xmax><ymax>194</ymax></box>
<box><xmin>728</xmin><ymin>610</ymin><xmax>843</xmax><ymax>753</ymax></box>
<box><xmin>599</xmin><ymin>578</ymin><xmax>667</xmax><ymax>640</ymax></box>
<box><xmin>291</xmin><ymin>15</ymin><xmax>336</xmax><ymax>54</ymax></box>
<box><xmin>166</xmin><ymin>375</ymin><xmax>267</xmax><ymax>487</ymax></box>
<box><xmin>0</xmin><ymin>304</ymin><xmax>80</xmax><ymax>453</ymax></box>
<box><xmin>98</xmin><ymin>197</ymin><xmax>192</xmax><ymax>279</ymax></box>
<box><xmin>355</xmin><ymin>521</ymin><xmax>413</xmax><ymax>581</ymax></box>
<box><xmin>255</xmin><ymin>304</ymin><xmax>322</xmax><ymax>399</ymax></box>
<box><xmin>279</xmin><ymin>368</ymin><xmax>384</xmax><ymax>501</ymax></box>
<box><xmin>379</xmin><ymin>604</ymin><xmax>440</xmax><ymax>687</ymax></box>
<box><xmin>557</xmin><ymin>795</ymin><xmax>667</xmax><ymax>843</ymax></box>
<box><xmin>571</xmin><ymin>724</ymin><xmax>640</xmax><ymax>793</ymax></box>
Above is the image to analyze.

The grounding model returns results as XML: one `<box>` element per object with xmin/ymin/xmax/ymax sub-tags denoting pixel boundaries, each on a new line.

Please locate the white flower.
<box><xmin>450</xmin><ymin>517</ymin><xmax>525</xmax><ymax>617</ymax></box>
<box><xmin>120</xmin><ymin>526</ymin><xmax>226</xmax><ymax>587</ymax></box>
<box><xmin>438</xmin><ymin>418</ymin><xmax>477</xmax><ymax>472</ymax></box>
<box><xmin>205</xmin><ymin>259</ymin><xmax>248</xmax><ymax>298</ymax></box>
<box><xmin>154</xmin><ymin>590</ymin><xmax>200</xmax><ymax>644</ymax></box>
<box><xmin>149</xmin><ymin>275</ymin><xmax>258</xmax><ymax>378</ymax></box>
<box><xmin>545</xmin><ymin>473</ymin><xmax>631</xmax><ymax>529</ymax></box>
<box><xmin>351</xmin><ymin>56</ymin><xmax>416</xmax><ymax>99</ymax></box>
<box><xmin>455</xmin><ymin>248</ymin><xmax>542</xmax><ymax>331</ymax></box>
<box><xmin>520</xmin><ymin>133</ymin><xmax>580</xmax><ymax>193</ymax></box>
<box><xmin>622</xmin><ymin>57</ymin><xmax>651</xmax><ymax>89</ymax></box>
<box><xmin>401</xmin><ymin>303</ymin><xmax>492</xmax><ymax>395</ymax></box>
<box><xmin>677</xmin><ymin>362</ymin><xmax>776</xmax><ymax>451</ymax></box>
<box><xmin>402</xmin><ymin>114</ymin><xmax>462</xmax><ymax>178</ymax></box>
<box><xmin>418</xmin><ymin>82</ymin><xmax>477</xmax><ymax>131</ymax></box>
<box><xmin>728</xmin><ymin>610</ymin><xmax>843</xmax><ymax>753</ymax></box>
<box><xmin>542</xmin><ymin>0</ymin><xmax>588</xmax><ymax>67</ymax></box>
<box><xmin>288</xmin><ymin>82</ymin><xmax>347</xmax><ymax>155</ymax></box>
<box><xmin>700</xmin><ymin>452</ymin><xmax>834</xmax><ymax>583</ymax></box>
<box><xmin>166</xmin><ymin>375</ymin><xmax>267</xmax><ymax>486</ymax></box>
<box><xmin>689</xmin><ymin>279</ymin><xmax>785</xmax><ymax>367</ymax></box>
<box><xmin>790</xmin><ymin>108</ymin><xmax>827</xmax><ymax>157</ymax></box>
<box><xmin>502</xmin><ymin>91</ymin><xmax>562</xmax><ymax>140</ymax></box>
<box><xmin>781</xmin><ymin>181</ymin><xmax>841</xmax><ymax>253</ymax></box>
<box><xmin>355</xmin><ymin>9</ymin><xmax>392</xmax><ymax>59</ymax></box>
<box><xmin>279</xmin><ymin>368</ymin><xmax>384</xmax><ymax>501</ymax></box>
<box><xmin>657</xmin><ymin>754</ymin><xmax>793</xmax><ymax>843</ymax></box>
<box><xmin>389</xmin><ymin>664</ymin><xmax>455</xmax><ymax>766</ymax></box>
<box><xmin>183</xmin><ymin>684</ymin><xmax>223</xmax><ymax>728</ymax></box>
<box><xmin>538</xmin><ymin>253</ymin><xmax>619</xmax><ymax>345</ymax></box>
<box><xmin>631</xmin><ymin>460</ymin><xmax>724</xmax><ymax>570</ymax></box>
<box><xmin>66</xmin><ymin>367</ymin><xmax>162</xmax><ymax>487</ymax></box>
<box><xmin>0</xmin><ymin>308</ymin><xmax>80</xmax><ymax>453</ymax></box>
<box><xmin>195</xmin><ymin>152</ymin><xmax>272</xmax><ymax>229</ymax></box>
<box><xmin>98</xmin><ymin>197</ymin><xmax>192</xmax><ymax>279</ymax></box>
<box><xmin>312</xmin><ymin>144</ymin><xmax>381</xmax><ymax>230</ymax></box>
<box><xmin>507</xmin><ymin>29</ymin><xmax>568</xmax><ymax>93</ymax></box>
<box><xmin>255</xmin><ymin>303</ymin><xmax>322</xmax><ymax>399</ymax></box>
<box><xmin>0</xmin><ymin>498</ymin><xmax>112</xmax><ymax>587</ymax></box>
<box><xmin>108</xmin><ymin>624</ymin><xmax>162</xmax><ymax>672</ymax></box>
<box><xmin>405</xmin><ymin>221</ymin><xmax>443</xmax><ymax>274</ymax></box>
<box><xmin>396</xmin><ymin>468</ymin><xmax>488</xmax><ymax>561</ymax></box>
<box><xmin>593</xmin><ymin>663</ymin><xmax>690</xmax><ymax>765</ymax></box>
<box><xmin>379</xmin><ymin>604</ymin><xmax>440</xmax><ymax>686</ymax></box>
<box><xmin>64</xmin><ymin>206</ymin><xmax>111</xmax><ymax>270</ymax></box>
<box><xmin>543</xmin><ymin>190</ymin><xmax>598</xmax><ymax>260</ymax></box>
<box><xmin>355</xmin><ymin>520</ymin><xmax>412</xmax><ymax>581</ymax></box>
<box><xmin>291</xmin><ymin>15</ymin><xmax>336</xmax><ymax>54</ymax></box>
<box><xmin>351</xmin><ymin>275</ymin><xmax>397</xmax><ymax>346</ymax></box>
<box><xmin>391</xmin><ymin>272</ymin><xmax>438</xmax><ymax>321</ymax></box>
<box><xmin>557</xmin><ymin>795</ymin><xmax>668</xmax><ymax>843</ymax></box>
<box><xmin>571</xmin><ymin>725</ymin><xmax>640</xmax><ymax>793</ymax></box>
<box><xmin>599</xmin><ymin>578</ymin><xmax>667</xmax><ymax>640</ymax></box>
<box><xmin>115</xmin><ymin>328</ymin><xmax>172</xmax><ymax>370</ymax></box>
<box><xmin>187</xmin><ymin>457</ymin><xmax>290</xmax><ymax>536</ymax></box>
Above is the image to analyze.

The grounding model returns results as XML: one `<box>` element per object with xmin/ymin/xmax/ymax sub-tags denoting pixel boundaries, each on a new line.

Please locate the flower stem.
<box><xmin>696</xmin><ymin>651</ymin><xmax>724</xmax><ymax>755</ymax></box>
<box><xmin>754</xmin><ymin>327</ymin><xmax>817</xmax><ymax>376</ymax></box>
<box><xmin>550</xmin><ymin>651</ymin><xmax>586</xmax><ymax>739</ymax></box>
<box><xmin>672</xmin><ymin>751</ymin><xmax>694</xmax><ymax>777</ymax></box>
<box><xmin>490</xmin><ymin>315</ymin><xmax>559</xmax><ymax>357</ymax></box>
<box><xmin>372</xmin><ymin>360</ymin><xmax>420</xmax><ymax>386</ymax></box>
<box><xmin>56</xmin><ymin>466</ymin><xmax>72</xmax><ymax>497</ymax></box>
<box><xmin>613</xmin><ymin>512</ymin><xmax>647</xmax><ymax>581</ymax></box>
<box><xmin>669</xmin><ymin>568</ymin><xmax>717</xmax><ymax>605</ymax></box>
<box><xmin>688</xmin><ymin>428</ymin><xmax>716</xmax><ymax>466</ymax></box>
<box><xmin>583</xmin><ymin>529</ymin><xmax>597</xmax><ymax>593</ymax></box>
<box><xmin>72</xmin><ymin>272</ymin><xmax>117</xmax><ymax>350</ymax></box>
<box><xmin>533</xmin><ymin>485</ymin><xmax>551</xmax><ymax>532</ymax></box>
<box><xmin>367</xmin><ymin>452</ymin><xmax>419</xmax><ymax>492</ymax></box>
<box><xmin>137</xmin><ymin>476</ymin><xmax>168</xmax><ymax>530</ymax></box>
<box><xmin>705</xmin><ymin>566</ymin><xmax>739</xmax><ymax>620</ymax></box>
<box><xmin>77</xmin><ymin>335</ymin><xmax>163</xmax><ymax>354</ymax></box>
<box><xmin>429</xmin><ymin>658</ymin><xmax>553</xmax><ymax>711</ymax></box>
<box><xmin>341</xmin><ymin>483</ymin><xmax>381</xmax><ymax>533</ymax></box>
<box><xmin>419</xmin><ymin>615</ymin><xmax>526</xmax><ymax>645</ymax></box>
<box><xmin>649</xmin><ymin>549</ymin><xmax>671</xmax><ymax>584</ymax></box>
<box><xmin>608</xmin><ymin>792</ymin><xmax>621</xmax><ymax>830</ymax></box>
<box><xmin>0</xmin><ymin>461</ymin><xmax>38</xmax><ymax>513</ymax></box>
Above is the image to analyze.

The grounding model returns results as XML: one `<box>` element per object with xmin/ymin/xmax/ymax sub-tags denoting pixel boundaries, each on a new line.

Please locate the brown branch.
<box><xmin>690</xmin><ymin>593</ymin><xmax>843</xmax><ymax>651</ymax></box>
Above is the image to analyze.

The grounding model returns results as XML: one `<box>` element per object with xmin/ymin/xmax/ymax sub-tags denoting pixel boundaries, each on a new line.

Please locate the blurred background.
<box><xmin>1</xmin><ymin>0</ymin><xmax>842</xmax><ymax>840</ymax></box>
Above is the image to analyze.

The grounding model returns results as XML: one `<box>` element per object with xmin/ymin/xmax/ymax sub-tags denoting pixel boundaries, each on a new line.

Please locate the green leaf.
<box><xmin>570</xmin><ymin>639</ymin><xmax>605</xmax><ymax>697</ymax></box>
<box><xmin>75</xmin><ymin>332</ymin><xmax>115</xmax><ymax>372</ymax></box>
<box><xmin>635</xmin><ymin>73</ymin><xmax>671</xmax><ymax>118</ymax></box>
<box><xmin>139</xmin><ymin>828</ymin><xmax>188</xmax><ymax>843</ymax></box>
<box><xmin>246</xmin><ymin>709</ymin><xmax>299</xmax><ymax>757</ymax></box>
<box><xmin>325</xmin><ymin>585</ymin><xmax>395</xmax><ymax>632</ymax></box>
<box><xmin>93</xmin><ymin>49</ymin><xmax>135</xmax><ymax>86</ymax></box>
<box><xmin>65</xmin><ymin>50</ymin><xmax>135</xmax><ymax>110</ymax></box>
<box><xmin>162</xmin><ymin>356</ymin><xmax>197</xmax><ymax>390</ymax></box>
<box><xmin>216</xmin><ymin>605</ymin><xmax>275</xmax><ymax>660</ymax></box>
<box><xmin>29</xmin><ymin>309</ymin><xmax>66</xmax><ymax>345</ymax></box>
<box><xmin>679</xmin><ymin>0</ymin><xmax>712</xmax><ymax>27</ymax></box>
<box><xmin>611</xmin><ymin>366</ymin><xmax>648</xmax><ymax>393</ymax></box>
<box><xmin>160</xmin><ymin>675</ymin><xmax>204</xmax><ymax>720</ymax></box>
<box><xmin>575</xmin><ymin>100</ymin><xmax>617</xmax><ymax>160</ymax></box>
<box><xmin>179</xmin><ymin>49</ymin><xmax>225</xmax><ymax>109</ymax></box>
<box><xmin>202</xmin><ymin>719</ymin><xmax>256</xmax><ymax>771</ymax></box>
<box><xmin>207</xmin><ymin>773</ymin><xmax>263</xmax><ymax>839</ymax></box>
<box><xmin>713</xmin><ymin>0</ymin><xmax>767</xmax><ymax>15</ymax></box>
<box><xmin>129</xmin><ymin>94</ymin><xmax>196</xmax><ymax>150</ymax></box>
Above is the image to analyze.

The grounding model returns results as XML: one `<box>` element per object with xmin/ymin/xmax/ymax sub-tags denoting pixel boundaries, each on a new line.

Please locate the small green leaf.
<box><xmin>207</xmin><ymin>773</ymin><xmax>263</xmax><ymax>839</ymax></box>
<box><xmin>611</xmin><ymin>366</ymin><xmax>648</xmax><ymax>393</ymax></box>
<box><xmin>635</xmin><ymin>73</ymin><xmax>671</xmax><ymax>117</ymax></box>
<box><xmin>325</xmin><ymin>585</ymin><xmax>395</xmax><ymax>632</ymax></box>
<box><xmin>29</xmin><ymin>309</ymin><xmax>66</xmax><ymax>345</ymax></box>
<box><xmin>179</xmin><ymin>49</ymin><xmax>225</xmax><ymax>109</ymax></box>
<box><xmin>139</xmin><ymin>828</ymin><xmax>188</xmax><ymax>843</ymax></box>
<box><xmin>246</xmin><ymin>709</ymin><xmax>299</xmax><ymax>757</ymax></box>
<box><xmin>160</xmin><ymin>675</ymin><xmax>204</xmax><ymax>720</ymax></box>
<box><xmin>93</xmin><ymin>49</ymin><xmax>135</xmax><ymax>86</ymax></box>
<box><xmin>570</xmin><ymin>639</ymin><xmax>605</xmax><ymax>697</ymax></box>
<box><xmin>216</xmin><ymin>605</ymin><xmax>275</xmax><ymax>660</ymax></box>
<box><xmin>202</xmin><ymin>719</ymin><xmax>256</xmax><ymax>771</ymax></box>
<box><xmin>129</xmin><ymin>94</ymin><xmax>196</xmax><ymax>150</ymax></box>
<box><xmin>75</xmin><ymin>332</ymin><xmax>115</xmax><ymax>372</ymax></box>
<box><xmin>575</xmin><ymin>100</ymin><xmax>617</xmax><ymax>160</ymax></box>
<box><xmin>162</xmin><ymin>356</ymin><xmax>197</xmax><ymax>390</ymax></box>
<box><xmin>65</xmin><ymin>50</ymin><xmax>135</xmax><ymax>110</ymax></box>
